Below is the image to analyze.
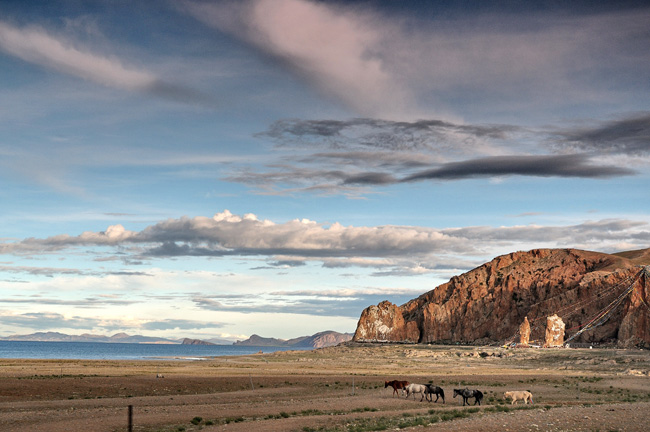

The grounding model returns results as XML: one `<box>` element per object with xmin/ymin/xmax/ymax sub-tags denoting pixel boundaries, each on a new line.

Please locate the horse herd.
<box><xmin>384</xmin><ymin>380</ymin><xmax>534</xmax><ymax>406</ymax></box>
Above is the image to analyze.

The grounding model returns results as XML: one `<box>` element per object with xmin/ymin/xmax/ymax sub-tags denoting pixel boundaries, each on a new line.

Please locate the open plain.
<box><xmin>1</xmin><ymin>343</ymin><xmax>649</xmax><ymax>432</ymax></box>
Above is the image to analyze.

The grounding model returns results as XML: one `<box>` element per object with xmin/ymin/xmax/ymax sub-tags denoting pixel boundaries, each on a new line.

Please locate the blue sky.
<box><xmin>0</xmin><ymin>0</ymin><xmax>648</xmax><ymax>342</ymax></box>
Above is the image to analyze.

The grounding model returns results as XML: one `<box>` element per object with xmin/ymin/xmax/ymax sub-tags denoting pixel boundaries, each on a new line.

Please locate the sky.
<box><xmin>0</xmin><ymin>0</ymin><xmax>649</xmax><ymax>342</ymax></box>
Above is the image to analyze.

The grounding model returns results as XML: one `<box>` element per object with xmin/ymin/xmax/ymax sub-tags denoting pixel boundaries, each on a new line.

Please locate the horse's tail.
<box><xmin>530</xmin><ymin>394</ymin><xmax>534</xmax><ymax>404</ymax></box>
<box><xmin>440</xmin><ymin>388</ymin><xmax>445</xmax><ymax>398</ymax></box>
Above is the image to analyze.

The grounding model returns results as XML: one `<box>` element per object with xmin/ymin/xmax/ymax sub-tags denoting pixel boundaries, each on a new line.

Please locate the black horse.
<box><xmin>453</xmin><ymin>388</ymin><xmax>483</xmax><ymax>406</ymax></box>
<box><xmin>425</xmin><ymin>384</ymin><xmax>445</xmax><ymax>403</ymax></box>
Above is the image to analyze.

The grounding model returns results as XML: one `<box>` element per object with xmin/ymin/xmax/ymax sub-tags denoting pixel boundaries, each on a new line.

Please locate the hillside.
<box><xmin>0</xmin><ymin>332</ymin><xmax>176</xmax><ymax>344</ymax></box>
<box><xmin>353</xmin><ymin>248</ymin><xmax>650</xmax><ymax>347</ymax></box>
<box><xmin>234</xmin><ymin>331</ymin><xmax>352</xmax><ymax>348</ymax></box>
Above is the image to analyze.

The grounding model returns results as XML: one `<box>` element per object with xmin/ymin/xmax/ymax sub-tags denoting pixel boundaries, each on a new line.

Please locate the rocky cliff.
<box><xmin>353</xmin><ymin>248</ymin><xmax>650</xmax><ymax>347</ymax></box>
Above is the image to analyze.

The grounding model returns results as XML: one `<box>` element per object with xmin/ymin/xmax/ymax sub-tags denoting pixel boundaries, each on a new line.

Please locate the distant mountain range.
<box><xmin>0</xmin><ymin>330</ymin><xmax>352</xmax><ymax>348</ymax></box>
<box><xmin>0</xmin><ymin>331</ymin><xmax>180</xmax><ymax>344</ymax></box>
<box><xmin>233</xmin><ymin>331</ymin><xmax>352</xmax><ymax>348</ymax></box>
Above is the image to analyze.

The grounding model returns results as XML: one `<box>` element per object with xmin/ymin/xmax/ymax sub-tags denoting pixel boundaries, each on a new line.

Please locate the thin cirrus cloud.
<box><xmin>140</xmin><ymin>319</ymin><xmax>226</xmax><ymax>331</ymax></box>
<box><xmin>0</xmin><ymin>20</ymin><xmax>210</xmax><ymax>105</ymax></box>
<box><xmin>190</xmin><ymin>293</ymin><xmax>414</xmax><ymax>318</ymax></box>
<box><xmin>0</xmin><ymin>312</ymin><xmax>190</xmax><ymax>333</ymax></box>
<box><xmin>0</xmin><ymin>312</ymin><xmax>101</xmax><ymax>330</ymax></box>
<box><xmin>0</xmin><ymin>296</ymin><xmax>135</xmax><ymax>307</ymax></box>
<box><xmin>181</xmin><ymin>1</ymin><xmax>650</xmax><ymax>119</ymax></box>
<box><xmin>182</xmin><ymin>0</ymin><xmax>411</xmax><ymax>117</ymax></box>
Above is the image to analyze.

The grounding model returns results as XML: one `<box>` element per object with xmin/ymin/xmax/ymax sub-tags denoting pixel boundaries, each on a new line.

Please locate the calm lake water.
<box><xmin>0</xmin><ymin>340</ymin><xmax>309</xmax><ymax>360</ymax></box>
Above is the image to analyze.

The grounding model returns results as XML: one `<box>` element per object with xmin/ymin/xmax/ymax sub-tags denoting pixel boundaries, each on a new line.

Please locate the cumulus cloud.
<box><xmin>0</xmin><ymin>20</ymin><xmax>210</xmax><ymax>105</ymax></box>
<box><xmin>0</xmin><ymin>224</ymin><xmax>138</xmax><ymax>255</ymax></box>
<box><xmin>1</xmin><ymin>210</ymin><xmax>648</xmax><ymax>276</ymax></box>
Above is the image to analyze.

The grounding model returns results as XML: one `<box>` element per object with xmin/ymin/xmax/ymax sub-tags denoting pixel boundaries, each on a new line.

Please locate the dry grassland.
<box><xmin>1</xmin><ymin>343</ymin><xmax>649</xmax><ymax>431</ymax></box>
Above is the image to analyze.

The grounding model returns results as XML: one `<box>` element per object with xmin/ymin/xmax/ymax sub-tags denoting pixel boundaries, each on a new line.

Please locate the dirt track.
<box><xmin>1</xmin><ymin>344</ymin><xmax>649</xmax><ymax>431</ymax></box>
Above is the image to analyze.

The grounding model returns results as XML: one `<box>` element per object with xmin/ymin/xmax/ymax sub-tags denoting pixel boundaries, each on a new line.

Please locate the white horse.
<box><xmin>405</xmin><ymin>383</ymin><xmax>429</xmax><ymax>402</ymax></box>
<box><xmin>504</xmin><ymin>390</ymin><xmax>534</xmax><ymax>404</ymax></box>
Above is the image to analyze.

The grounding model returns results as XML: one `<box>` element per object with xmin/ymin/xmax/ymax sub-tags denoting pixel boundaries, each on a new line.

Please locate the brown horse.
<box><xmin>385</xmin><ymin>380</ymin><xmax>409</xmax><ymax>397</ymax></box>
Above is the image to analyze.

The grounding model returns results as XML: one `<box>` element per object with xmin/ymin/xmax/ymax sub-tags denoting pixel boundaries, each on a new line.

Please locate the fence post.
<box><xmin>128</xmin><ymin>405</ymin><xmax>133</xmax><ymax>432</ymax></box>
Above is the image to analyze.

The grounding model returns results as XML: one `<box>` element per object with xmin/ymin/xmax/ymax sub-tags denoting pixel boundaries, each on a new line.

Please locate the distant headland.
<box><xmin>0</xmin><ymin>330</ymin><xmax>353</xmax><ymax>348</ymax></box>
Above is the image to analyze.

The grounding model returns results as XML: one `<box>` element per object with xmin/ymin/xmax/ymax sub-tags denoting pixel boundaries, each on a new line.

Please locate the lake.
<box><xmin>0</xmin><ymin>340</ymin><xmax>309</xmax><ymax>360</ymax></box>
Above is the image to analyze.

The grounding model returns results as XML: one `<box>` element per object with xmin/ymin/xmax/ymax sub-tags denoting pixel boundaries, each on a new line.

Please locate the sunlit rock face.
<box><xmin>353</xmin><ymin>248</ymin><xmax>650</xmax><ymax>348</ymax></box>
<box><xmin>544</xmin><ymin>314</ymin><xmax>565</xmax><ymax>347</ymax></box>
<box><xmin>353</xmin><ymin>300</ymin><xmax>419</xmax><ymax>342</ymax></box>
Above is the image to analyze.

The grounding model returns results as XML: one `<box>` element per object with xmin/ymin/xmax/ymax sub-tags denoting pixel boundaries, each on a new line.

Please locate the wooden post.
<box><xmin>128</xmin><ymin>405</ymin><xmax>133</xmax><ymax>432</ymax></box>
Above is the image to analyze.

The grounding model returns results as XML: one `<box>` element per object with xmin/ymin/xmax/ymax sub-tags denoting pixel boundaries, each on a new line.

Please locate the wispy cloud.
<box><xmin>0</xmin><ymin>296</ymin><xmax>135</xmax><ymax>307</ymax></box>
<box><xmin>140</xmin><ymin>319</ymin><xmax>226</xmax><ymax>331</ymax></box>
<box><xmin>224</xmin><ymin>115</ymin><xmax>644</xmax><ymax>196</ymax></box>
<box><xmin>182</xmin><ymin>1</ymin><xmax>650</xmax><ymax>118</ymax></box>
<box><xmin>0</xmin><ymin>265</ymin><xmax>151</xmax><ymax>278</ymax></box>
<box><xmin>258</xmin><ymin>118</ymin><xmax>517</xmax><ymax>153</ymax></box>
<box><xmin>183</xmin><ymin>0</ymin><xmax>411</xmax><ymax>117</ymax></box>
<box><xmin>0</xmin><ymin>20</ymin><xmax>210</xmax><ymax>105</ymax></box>
<box><xmin>549</xmin><ymin>113</ymin><xmax>650</xmax><ymax>155</ymax></box>
<box><xmin>400</xmin><ymin>154</ymin><xmax>635</xmax><ymax>182</ymax></box>
<box><xmin>0</xmin><ymin>312</ymin><xmax>118</xmax><ymax>331</ymax></box>
<box><xmin>190</xmin><ymin>289</ymin><xmax>419</xmax><ymax>318</ymax></box>
<box><xmin>0</xmin><ymin>312</ymin><xmax>223</xmax><ymax>334</ymax></box>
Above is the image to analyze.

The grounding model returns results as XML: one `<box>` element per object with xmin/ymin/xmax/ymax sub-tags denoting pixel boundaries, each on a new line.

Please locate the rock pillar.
<box><xmin>544</xmin><ymin>314</ymin><xmax>565</xmax><ymax>347</ymax></box>
<box><xmin>519</xmin><ymin>316</ymin><xmax>531</xmax><ymax>346</ymax></box>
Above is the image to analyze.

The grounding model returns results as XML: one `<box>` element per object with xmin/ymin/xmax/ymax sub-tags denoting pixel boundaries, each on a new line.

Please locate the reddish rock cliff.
<box><xmin>353</xmin><ymin>248</ymin><xmax>650</xmax><ymax>347</ymax></box>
